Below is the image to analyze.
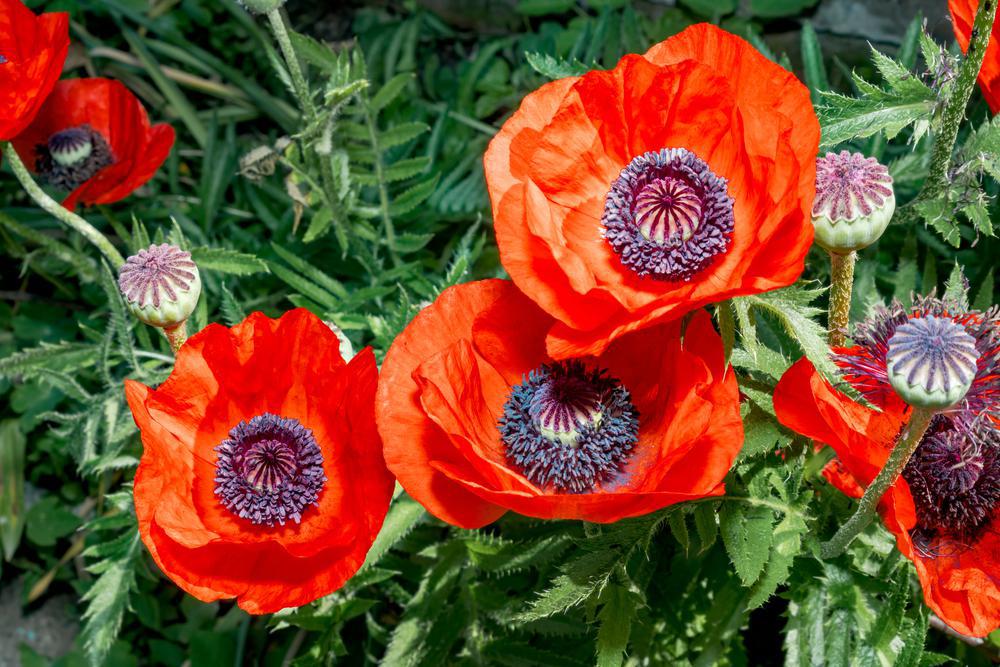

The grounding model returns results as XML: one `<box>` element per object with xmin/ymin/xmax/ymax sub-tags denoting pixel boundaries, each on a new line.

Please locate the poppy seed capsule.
<box><xmin>236</xmin><ymin>0</ymin><xmax>286</xmax><ymax>14</ymax></box>
<box><xmin>886</xmin><ymin>316</ymin><xmax>979</xmax><ymax>409</ymax></box>
<box><xmin>811</xmin><ymin>151</ymin><xmax>895</xmax><ymax>253</ymax></box>
<box><xmin>118</xmin><ymin>243</ymin><xmax>201</xmax><ymax>328</ymax></box>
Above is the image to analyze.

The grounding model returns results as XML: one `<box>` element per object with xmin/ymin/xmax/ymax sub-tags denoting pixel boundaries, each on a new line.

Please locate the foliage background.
<box><xmin>1</xmin><ymin>0</ymin><xmax>999</xmax><ymax>665</ymax></box>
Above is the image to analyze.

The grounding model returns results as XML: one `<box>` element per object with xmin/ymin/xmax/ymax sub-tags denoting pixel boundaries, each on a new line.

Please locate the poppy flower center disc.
<box><xmin>903</xmin><ymin>419</ymin><xmax>1000</xmax><ymax>550</ymax></box>
<box><xmin>498</xmin><ymin>360</ymin><xmax>639</xmax><ymax>493</ymax></box>
<box><xmin>602</xmin><ymin>148</ymin><xmax>735</xmax><ymax>281</ymax></box>
<box><xmin>36</xmin><ymin>124</ymin><xmax>114</xmax><ymax>191</ymax></box>
<box><xmin>214</xmin><ymin>413</ymin><xmax>327</xmax><ymax>527</ymax></box>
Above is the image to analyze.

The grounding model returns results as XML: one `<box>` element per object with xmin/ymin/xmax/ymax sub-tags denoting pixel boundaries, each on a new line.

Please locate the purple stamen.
<box><xmin>602</xmin><ymin>148</ymin><xmax>734</xmax><ymax>282</ymax></box>
<box><xmin>214</xmin><ymin>413</ymin><xmax>326</xmax><ymax>527</ymax></box>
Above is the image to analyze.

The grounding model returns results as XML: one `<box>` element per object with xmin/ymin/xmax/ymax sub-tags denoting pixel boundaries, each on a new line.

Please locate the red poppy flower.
<box><xmin>949</xmin><ymin>0</ymin><xmax>1000</xmax><ymax>113</ymax></box>
<box><xmin>124</xmin><ymin>309</ymin><xmax>393</xmax><ymax>614</ymax></box>
<box><xmin>484</xmin><ymin>23</ymin><xmax>820</xmax><ymax>360</ymax></box>
<box><xmin>376</xmin><ymin>279</ymin><xmax>742</xmax><ymax>528</ymax></box>
<box><xmin>775</xmin><ymin>357</ymin><xmax>1000</xmax><ymax>637</ymax></box>
<box><xmin>0</xmin><ymin>0</ymin><xmax>68</xmax><ymax>140</ymax></box>
<box><xmin>11</xmin><ymin>78</ymin><xmax>174</xmax><ymax>210</ymax></box>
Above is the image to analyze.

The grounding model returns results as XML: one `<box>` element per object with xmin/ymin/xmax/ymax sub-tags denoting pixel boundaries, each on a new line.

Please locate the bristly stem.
<box><xmin>163</xmin><ymin>322</ymin><xmax>188</xmax><ymax>354</ymax></box>
<box><xmin>1</xmin><ymin>141</ymin><xmax>125</xmax><ymax>268</ymax></box>
<box><xmin>820</xmin><ymin>406</ymin><xmax>936</xmax><ymax>559</ymax></box>
<box><xmin>827</xmin><ymin>250</ymin><xmax>856</xmax><ymax>347</ymax></box>
<box><xmin>266</xmin><ymin>8</ymin><xmax>316</xmax><ymax>119</ymax></box>
<box><xmin>917</xmin><ymin>0</ymin><xmax>997</xmax><ymax>206</ymax></box>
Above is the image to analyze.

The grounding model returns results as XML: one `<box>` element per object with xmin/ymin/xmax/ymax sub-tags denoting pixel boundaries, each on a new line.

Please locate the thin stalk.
<box><xmin>828</xmin><ymin>250</ymin><xmax>856</xmax><ymax>347</ymax></box>
<box><xmin>163</xmin><ymin>322</ymin><xmax>188</xmax><ymax>354</ymax></box>
<box><xmin>903</xmin><ymin>0</ymin><xmax>998</xmax><ymax>217</ymax></box>
<box><xmin>364</xmin><ymin>103</ymin><xmax>402</xmax><ymax>267</ymax></box>
<box><xmin>266</xmin><ymin>8</ymin><xmax>316</xmax><ymax>118</ymax></box>
<box><xmin>2</xmin><ymin>142</ymin><xmax>125</xmax><ymax>267</ymax></box>
<box><xmin>820</xmin><ymin>406</ymin><xmax>935</xmax><ymax>559</ymax></box>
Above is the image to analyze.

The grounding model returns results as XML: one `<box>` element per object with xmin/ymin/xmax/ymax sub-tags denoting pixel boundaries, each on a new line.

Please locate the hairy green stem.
<box><xmin>820</xmin><ymin>407</ymin><xmax>935</xmax><ymax>559</ymax></box>
<box><xmin>266</xmin><ymin>8</ymin><xmax>315</xmax><ymax>119</ymax></box>
<box><xmin>163</xmin><ymin>322</ymin><xmax>188</xmax><ymax>354</ymax></box>
<box><xmin>2</xmin><ymin>142</ymin><xmax>125</xmax><ymax>267</ymax></box>
<box><xmin>916</xmin><ymin>0</ymin><xmax>997</xmax><ymax>206</ymax></box>
<box><xmin>827</xmin><ymin>250</ymin><xmax>856</xmax><ymax>347</ymax></box>
<box><xmin>364</xmin><ymin>104</ymin><xmax>402</xmax><ymax>267</ymax></box>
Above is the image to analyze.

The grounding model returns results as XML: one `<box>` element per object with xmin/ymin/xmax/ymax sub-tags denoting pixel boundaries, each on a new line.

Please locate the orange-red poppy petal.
<box><xmin>0</xmin><ymin>0</ymin><xmax>68</xmax><ymax>140</ymax></box>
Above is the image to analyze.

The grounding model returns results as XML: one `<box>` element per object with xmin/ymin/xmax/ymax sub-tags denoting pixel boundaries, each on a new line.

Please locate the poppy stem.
<box><xmin>266</xmin><ymin>8</ymin><xmax>316</xmax><ymax>119</ymax></box>
<box><xmin>827</xmin><ymin>250</ymin><xmax>856</xmax><ymax>347</ymax></box>
<box><xmin>819</xmin><ymin>406</ymin><xmax>935</xmax><ymax>559</ymax></box>
<box><xmin>907</xmin><ymin>0</ymin><xmax>997</xmax><ymax>213</ymax></box>
<box><xmin>163</xmin><ymin>322</ymin><xmax>188</xmax><ymax>354</ymax></box>
<box><xmin>1</xmin><ymin>141</ymin><xmax>125</xmax><ymax>268</ymax></box>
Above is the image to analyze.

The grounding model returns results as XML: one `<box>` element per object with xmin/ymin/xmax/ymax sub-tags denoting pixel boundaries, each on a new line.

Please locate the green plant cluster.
<box><xmin>1</xmin><ymin>0</ymin><xmax>1000</xmax><ymax>666</ymax></box>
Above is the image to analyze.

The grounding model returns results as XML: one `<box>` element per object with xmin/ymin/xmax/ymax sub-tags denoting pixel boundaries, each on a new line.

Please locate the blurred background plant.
<box><xmin>2</xmin><ymin>0</ymin><xmax>999</xmax><ymax>665</ymax></box>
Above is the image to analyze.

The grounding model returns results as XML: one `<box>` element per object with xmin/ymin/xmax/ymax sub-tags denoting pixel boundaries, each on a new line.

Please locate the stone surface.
<box><xmin>0</xmin><ymin>584</ymin><xmax>78</xmax><ymax>667</ymax></box>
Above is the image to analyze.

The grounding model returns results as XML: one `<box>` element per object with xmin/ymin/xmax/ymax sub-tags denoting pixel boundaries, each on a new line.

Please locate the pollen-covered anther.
<box><xmin>886</xmin><ymin>315</ymin><xmax>979</xmax><ymax>409</ymax></box>
<box><xmin>499</xmin><ymin>360</ymin><xmax>639</xmax><ymax>493</ymax></box>
<box><xmin>118</xmin><ymin>243</ymin><xmax>202</xmax><ymax>328</ymax></box>
<box><xmin>811</xmin><ymin>150</ymin><xmax>895</xmax><ymax>253</ymax></box>
<box><xmin>602</xmin><ymin>148</ymin><xmax>734</xmax><ymax>281</ymax></box>
<box><xmin>214</xmin><ymin>413</ymin><xmax>326</xmax><ymax>527</ymax></box>
<box><xmin>35</xmin><ymin>124</ymin><xmax>114</xmax><ymax>191</ymax></box>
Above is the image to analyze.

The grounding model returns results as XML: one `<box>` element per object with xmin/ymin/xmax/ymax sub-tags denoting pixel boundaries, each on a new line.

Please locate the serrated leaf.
<box><xmin>720</xmin><ymin>503</ymin><xmax>774</xmax><ymax>586</ymax></box>
<box><xmin>378</xmin><ymin>122</ymin><xmax>429</xmax><ymax>149</ymax></box>
<box><xmin>944</xmin><ymin>263</ymin><xmax>970</xmax><ymax>309</ymax></box>
<box><xmin>190</xmin><ymin>247</ymin><xmax>269</xmax><ymax>275</ymax></box>
<box><xmin>370</xmin><ymin>73</ymin><xmax>413</xmax><ymax>113</ymax></box>
<box><xmin>0</xmin><ymin>342</ymin><xmax>98</xmax><ymax>381</ymax></box>
<box><xmin>973</xmin><ymin>268</ymin><xmax>994</xmax><ymax>311</ymax></box>
<box><xmin>289</xmin><ymin>30</ymin><xmax>340</xmax><ymax>72</ymax></box>
<box><xmin>81</xmin><ymin>529</ymin><xmax>141</xmax><ymax>667</ymax></box>
<box><xmin>0</xmin><ymin>421</ymin><xmax>26</xmax><ymax>561</ymax></box>
<box><xmin>667</xmin><ymin>510</ymin><xmax>690</xmax><ymax>555</ymax></box>
<box><xmin>692</xmin><ymin>503</ymin><xmax>719</xmax><ymax>553</ymax></box>
<box><xmin>525</xmin><ymin>51</ymin><xmax>588</xmax><ymax>79</ymax></box>
<box><xmin>746</xmin><ymin>285</ymin><xmax>837</xmax><ymax>383</ymax></box>
<box><xmin>595</xmin><ymin>585</ymin><xmax>633</xmax><ymax>667</ymax></box>
<box><xmin>389</xmin><ymin>175</ymin><xmax>440</xmax><ymax>217</ymax></box>
<box><xmin>748</xmin><ymin>511</ymin><xmax>807</xmax><ymax>608</ymax></box>
<box><xmin>362</xmin><ymin>494</ymin><xmax>425</xmax><ymax>569</ymax></box>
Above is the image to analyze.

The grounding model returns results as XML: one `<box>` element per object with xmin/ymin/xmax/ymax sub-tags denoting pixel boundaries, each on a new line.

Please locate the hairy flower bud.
<box><xmin>118</xmin><ymin>243</ymin><xmax>201</xmax><ymax>329</ymax></box>
<box><xmin>236</xmin><ymin>0</ymin><xmax>286</xmax><ymax>14</ymax></box>
<box><xmin>812</xmin><ymin>151</ymin><xmax>895</xmax><ymax>254</ymax></box>
<box><xmin>886</xmin><ymin>316</ymin><xmax>979</xmax><ymax>409</ymax></box>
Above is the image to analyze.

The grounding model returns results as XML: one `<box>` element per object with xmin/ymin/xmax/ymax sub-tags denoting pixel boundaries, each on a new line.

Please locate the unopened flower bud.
<box><xmin>812</xmin><ymin>151</ymin><xmax>895</xmax><ymax>254</ymax></box>
<box><xmin>118</xmin><ymin>243</ymin><xmax>201</xmax><ymax>329</ymax></box>
<box><xmin>236</xmin><ymin>0</ymin><xmax>286</xmax><ymax>14</ymax></box>
<box><xmin>886</xmin><ymin>315</ymin><xmax>979</xmax><ymax>409</ymax></box>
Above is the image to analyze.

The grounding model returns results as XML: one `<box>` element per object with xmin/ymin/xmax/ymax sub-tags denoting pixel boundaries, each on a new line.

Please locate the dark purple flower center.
<box><xmin>813</xmin><ymin>151</ymin><xmax>893</xmax><ymax>221</ymax></box>
<box><xmin>118</xmin><ymin>244</ymin><xmax>198</xmax><ymax>309</ymax></box>
<box><xmin>0</xmin><ymin>55</ymin><xmax>7</xmax><ymax>65</ymax></box>
<box><xmin>499</xmin><ymin>360</ymin><xmax>639</xmax><ymax>493</ymax></box>
<box><xmin>214</xmin><ymin>413</ymin><xmax>326</xmax><ymax>527</ymax></box>
<box><xmin>602</xmin><ymin>148</ymin><xmax>734</xmax><ymax>281</ymax></box>
<box><xmin>903</xmin><ymin>417</ymin><xmax>1000</xmax><ymax>551</ymax></box>
<box><xmin>35</xmin><ymin>124</ymin><xmax>114</xmax><ymax>191</ymax></box>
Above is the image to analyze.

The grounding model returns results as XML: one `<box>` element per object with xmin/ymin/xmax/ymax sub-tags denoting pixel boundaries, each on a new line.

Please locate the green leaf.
<box><xmin>271</xmin><ymin>243</ymin><xmax>349</xmax><ymax>299</ymax></box>
<box><xmin>944</xmin><ymin>263</ymin><xmax>970</xmax><ymax>309</ymax></box>
<box><xmin>370</xmin><ymin>73</ymin><xmax>413</xmax><ymax>113</ymax></box>
<box><xmin>189</xmin><ymin>247</ymin><xmax>269</xmax><ymax>275</ymax></box>
<box><xmin>667</xmin><ymin>509</ymin><xmax>690</xmax><ymax>555</ymax></box>
<box><xmin>80</xmin><ymin>529</ymin><xmax>142</xmax><ymax>667</ymax></box>
<box><xmin>362</xmin><ymin>494</ymin><xmax>425</xmax><ymax>569</ymax></box>
<box><xmin>740</xmin><ymin>403</ymin><xmax>785</xmax><ymax>459</ymax></box>
<box><xmin>595</xmin><ymin>585</ymin><xmax>634</xmax><ymax>667</ymax></box>
<box><xmin>525</xmin><ymin>52</ymin><xmax>589</xmax><ymax>79</ymax></box>
<box><xmin>25</xmin><ymin>497</ymin><xmax>81</xmax><ymax>546</ymax></box>
<box><xmin>715</xmin><ymin>301</ymin><xmax>736</xmax><ymax>370</ymax></box>
<box><xmin>378</xmin><ymin>122</ymin><xmax>430</xmax><ymax>149</ymax></box>
<box><xmin>750</xmin><ymin>0</ymin><xmax>817</xmax><ymax>17</ymax></box>
<box><xmin>692</xmin><ymin>503</ymin><xmax>719</xmax><ymax>554</ymax></box>
<box><xmin>719</xmin><ymin>503</ymin><xmax>774</xmax><ymax>586</ymax></box>
<box><xmin>679</xmin><ymin>0</ymin><xmax>736</xmax><ymax>16</ymax></box>
<box><xmin>289</xmin><ymin>30</ymin><xmax>340</xmax><ymax>72</ymax></box>
<box><xmin>0</xmin><ymin>341</ymin><xmax>98</xmax><ymax>381</ymax></box>
<box><xmin>516</xmin><ymin>0</ymin><xmax>575</xmax><ymax>16</ymax></box>
<box><xmin>0</xmin><ymin>421</ymin><xmax>26</xmax><ymax>561</ymax></box>
<box><xmin>801</xmin><ymin>22</ymin><xmax>829</xmax><ymax>101</ymax></box>
<box><xmin>745</xmin><ymin>284</ymin><xmax>837</xmax><ymax>383</ymax></box>
<box><xmin>973</xmin><ymin>267</ymin><xmax>994</xmax><ymax>311</ymax></box>
<box><xmin>518</xmin><ymin>548</ymin><xmax>619</xmax><ymax>622</ymax></box>
<box><xmin>389</xmin><ymin>174</ymin><xmax>441</xmax><ymax>217</ymax></box>
<box><xmin>748</xmin><ymin>511</ymin><xmax>807</xmax><ymax>608</ymax></box>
